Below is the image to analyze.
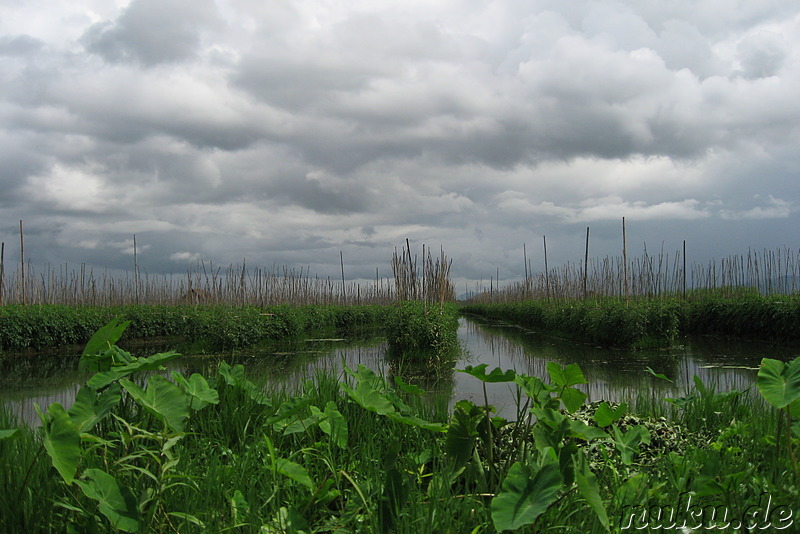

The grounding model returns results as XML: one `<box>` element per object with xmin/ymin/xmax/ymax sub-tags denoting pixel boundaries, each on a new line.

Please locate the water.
<box><xmin>2</xmin><ymin>318</ymin><xmax>798</xmax><ymax>425</ymax></box>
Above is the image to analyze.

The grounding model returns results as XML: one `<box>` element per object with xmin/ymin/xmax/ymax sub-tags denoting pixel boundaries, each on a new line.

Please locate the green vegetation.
<box><xmin>1</xmin><ymin>321</ymin><xmax>797</xmax><ymax>532</ymax></box>
<box><xmin>462</xmin><ymin>294</ymin><xmax>800</xmax><ymax>349</ymax></box>
<box><xmin>0</xmin><ymin>304</ymin><xmax>391</xmax><ymax>353</ymax></box>
<box><xmin>461</xmin><ymin>299</ymin><xmax>680</xmax><ymax>349</ymax></box>
<box><xmin>384</xmin><ymin>301</ymin><xmax>460</xmax><ymax>356</ymax></box>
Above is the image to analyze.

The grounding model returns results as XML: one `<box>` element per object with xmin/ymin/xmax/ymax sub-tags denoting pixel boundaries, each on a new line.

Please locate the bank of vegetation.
<box><xmin>1</xmin><ymin>321</ymin><xmax>797</xmax><ymax>532</ymax></box>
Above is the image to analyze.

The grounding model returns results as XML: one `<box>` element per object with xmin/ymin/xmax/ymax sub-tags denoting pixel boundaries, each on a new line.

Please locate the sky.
<box><xmin>1</xmin><ymin>0</ymin><xmax>799</xmax><ymax>290</ymax></box>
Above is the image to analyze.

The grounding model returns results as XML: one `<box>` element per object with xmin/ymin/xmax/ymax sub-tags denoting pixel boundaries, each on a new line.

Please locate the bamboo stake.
<box><xmin>583</xmin><ymin>226</ymin><xmax>590</xmax><ymax>299</ymax></box>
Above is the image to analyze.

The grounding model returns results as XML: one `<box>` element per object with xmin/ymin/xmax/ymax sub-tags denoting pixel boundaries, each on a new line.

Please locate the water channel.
<box><xmin>2</xmin><ymin>316</ymin><xmax>798</xmax><ymax>426</ymax></box>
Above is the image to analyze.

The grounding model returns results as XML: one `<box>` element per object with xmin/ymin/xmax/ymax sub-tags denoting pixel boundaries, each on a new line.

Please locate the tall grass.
<box><xmin>0</xmin><ymin>261</ymin><xmax>398</xmax><ymax>307</ymax></box>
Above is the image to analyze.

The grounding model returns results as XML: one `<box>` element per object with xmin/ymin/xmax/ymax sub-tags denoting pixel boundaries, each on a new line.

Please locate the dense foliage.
<box><xmin>460</xmin><ymin>299</ymin><xmax>681</xmax><ymax>349</ymax></box>
<box><xmin>383</xmin><ymin>301</ymin><xmax>460</xmax><ymax>356</ymax></box>
<box><xmin>1</xmin><ymin>321</ymin><xmax>798</xmax><ymax>532</ymax></box>
<box><xmin>0</xmin><ymin>304</ymin><xmax>392</xmax><ymax>352</ymax></box>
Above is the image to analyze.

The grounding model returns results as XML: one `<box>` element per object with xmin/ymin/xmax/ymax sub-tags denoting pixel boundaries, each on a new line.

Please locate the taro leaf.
<box><xmin>445</xmin><ymin>401</ymin><xmax>482</xmax><ymax>469</ymax></box>
<box><xmin>275</xmin><ymin>458</ymin><xmax>314</xmax><ymax>491</ymax></box>
<box><xmin>491</xmin><ymin>459</ymin><xmax>562</xmax><ymax>532</ymax></box>
<box><xmin>514</xmin><ymin>375</ymin><xmax>558</xmax><ymax>408</ymax></box>
<box><xmin>120</xmin><ymin>376</ymin><xmax>190</xmax><ymax>433</ymax></box>
<box><xmin>75</xmin><ymin>468</ymin><xmax>140</xmax><ymax>533</ymax></box>
<box><xmin>567</xmin><ymin>419</ymin><xmax>609</xmax><ymax>442</ymax></box>
<box><xmin>269</xmin><ymin>397</ymin><xmax>312</xmax><ymax>432</ymax></box>
<box><xmin>318</xmin><ymin>401</ymin><xmax>348</xmax><ymax>449</ymax></box>
<box><xmin>574</xmin><ymin>453</ymin><xmax>609</xmax><ymax>530</ymax></box>
<box><xmin>546</xmin><ymin>362</ymin><xmax>587</xmax><ymax>388</ymax></box>
<box><xmin>559</xmin><ymin>387</ymin><xmax>587</xmax><ymax>413</ymax></box>
<box><xmin>0</xmin><ymin>429</ymin><xmax>19</xmax><ymax>440</ymax></box>
<box><xmin>594</xmin><ymin>401</ymin><xmax>628</xmax><ymax>428</ymax></box>
<box><xmin>757</xmin><ymin>357</ymin><xmax>800</xmax><ymax>409</ymax></box>
<box><xmin>393</xmin><ymin>375</ymin><xmax>425</xmax><ymax>395</ymax></box>
<box><xmin>171</xmin><ymin>372</ymin><xmax>219</xmax><ymax>411</ymax></box>
<box><xmin>230</xmin><ymin>489</ymin><xmax>250</xmax><ymax>523</ymax></box>
<box><xmin>87</xmin><ymin>352</ymin><xmax>181</xmax><ymax>391</ymax></box>
<box><xmin>645</xmin><ymin>366</ymin><xmax>674</xmax><ymax>383</ymax></box>
<box><xmin>386</xmin><ymin>412</ymin><xmax>446</xmax><ymax>432</ymax></box>
<box><xmin>68</xmin><ymin>383</ymin><xmax>122</xmax><ymax>433</ymax></box>
<box><xmin>35</xmin><ymin>402</ymin><xmax>81</xmax><ymax>484</ymax></box>
<box><xmin>458</xmin><ymin>364</ymin><xmax>517</xmax><ymax>383</ymax></box>
<box><xmin>283</xmin><ymin>409</ymin><xmax>325</xmax><ymax>435</ymax></box>
<box><xmin>218</xmin><ymin>362</ymin><xmax>270</xmax><ymax>405</ymax></box>
<box><xmin>340</xmin><ymin>379</ymin><xmax>395</xmax><ymax>415</ymax></box>
<box><xmin>81</xmin><ymin>318</ymin><xmax>130</xmax><ymax>361</ymax></box>
<box><xmin>613</xmin><ymin>425</ymin><xmax>651</xmax><ymax>466</ymax></box>
<box><xmin>693</xmin><ymin>375</ymin><xmax>709</xmax><ymax>397</ymax></box>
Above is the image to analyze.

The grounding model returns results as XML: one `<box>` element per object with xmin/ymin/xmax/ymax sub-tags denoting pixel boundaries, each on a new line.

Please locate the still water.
<box><xmin>2</xmin><ymin>317</ymin><xmax>798</xmax><ymax>425</ymax></box>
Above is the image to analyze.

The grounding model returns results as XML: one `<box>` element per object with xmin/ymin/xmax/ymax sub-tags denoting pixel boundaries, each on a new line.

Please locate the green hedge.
<box><xmin>0</xmin><ymin>304</ymin><xmax>390</xmax><ymax>352</ymax></box>
<box><xmin>460</xmin><ymin>299</ymin><xmax>680</xmax><ymax>349</ymax></box>
<box><xmin>384</xmin><ymin>301</ymin><xmax>460</xmax><ymax>356</ymax></box>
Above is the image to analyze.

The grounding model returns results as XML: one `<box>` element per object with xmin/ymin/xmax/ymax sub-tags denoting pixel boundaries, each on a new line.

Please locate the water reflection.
<box><xmin>3</xmin><ymin>317</ymin><xmax>798</xmax><ymax>426</ymax></box>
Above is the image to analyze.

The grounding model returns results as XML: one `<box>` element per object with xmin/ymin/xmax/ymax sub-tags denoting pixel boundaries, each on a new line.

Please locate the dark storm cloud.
<box><xmin>81</xmin><ymin>0</ymin><xmax>221</xmax><ymax>66</ymax></box>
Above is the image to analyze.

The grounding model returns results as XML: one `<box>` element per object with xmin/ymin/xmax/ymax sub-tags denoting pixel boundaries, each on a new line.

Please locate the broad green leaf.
<box><xmin>218</xmin><ymin>362</ymin><xmax>270</xmax><ymax>405</ymax></box>
<box><xmin>168</xmin><ymin>512</ymin><xmax>205</xmax><ymax>528</ymax></box>
<box><xmin>275</xmin><ymin>458</ymin><xmax>314</xmax><ymax>491</ymax></box>
<box><xmin>87</xmin><ymin>352</ymin><xmax>181</xmax><ymax>390</ymax></box>
<box><xmin>319</xmin><ymin>401</ymin><xmax>348</xmax><ymax>449</ymax></box>
<box><xmin>757</xmin><ymin>357</ymin><xmax>800</xmax><ymax>409</ymax></box>
<box><xmin>393</xmin><ymin>375</ymin><xmax>425</xmax><ymax>395</ymax></box>
<box><xmin>68</xmin><ymin>383</ymin><xmax>122</xmax><ymax>433</ymax></box>
<box><xmin>693</xmin><ymin>375</ymin><xmax>709</xmax><ymax>397</ymax></box>
<box><xmin>645</xmin><ymin>366</ymin><xmax>674</xmax><ymax>383</ymax></box>
<box><xmin>36</xmin><ymin>403</ymin><xmax>81</xmax><ymax>484</ymax></box>
<box><xmin>546</xmin><ymin>362</ymin><xmax>587</xmax><ymax>388</ymax></box>
<box><xmin>230</xmin><ymin>490</ymin><xmax>249</xmax><ymax>523</ymax></box>
<box><xmin>386</xmin><ymin>412</ymin><xmax>446</xmax><ymax>432</ymax></box>
<box><xmin>559</xmin><ymin>386</ymin><xmax>587</xmax><ymax>413</ymax></box>
<box><xmin>75</xmin><ymin>468</ymin><xmax>140</xmax><ymax>532</ymax></box>
<box><xmin>282</xmin><ymin>410</ymin><xmax>325</xmax><ymax>435</ymax></box>
<box><xmin>120</xmin><ymin>376</ymin><xmax>190</xmax><ymax>432</ymax></box>
<box><xmin>340</xmin><ymin>379</ymin><xmax>395</xmax><ymax>415</ymax></box>
<box><xmin>445</xmin><ymin>402</ymin><xmax>482</xmax><ymax>469</ymax></box>
<box><xmin>613</xmin><ymin>425</ymin><xmax>651</xmax><ymax>465</ymax></box>
<box><xmin>567</xmin><ymin>419</ymin><xmax>609</xmax><ymax>441</ymax></box>
<box><xmin>0</xmin><ymin>429</ymin><xmax>19</xmax><ymax>440</ymax></box>
<box><xmin>574</xmin><ymin>453</ymin><xmax>609</xmax><ymax>530</ymax></box>
<box><xmin>81</xmin><ymin>318</ymin><xmax>130</xmax><ymax>361</ymax></box>
<box><xmin>593</xmin><ymin>402</ymin><xmax>628</xmax><ymax>428</ymax></box>
<box><xmin>458</xmin><ymin>364</ymin><xmax>517</xmax><ymax>383</ymax></box>
<box><xmin>172</xmin><ymin>372</ymin><xmax>219</xmax><ymax>410</ymax></box>
<box><xmin>491</xmin><ymin>459</ymin><xmax>562</xmax><ymax>532</ymax></box>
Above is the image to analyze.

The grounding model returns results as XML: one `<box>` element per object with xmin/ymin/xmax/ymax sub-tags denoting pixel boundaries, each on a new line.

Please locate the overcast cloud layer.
<box><xmin>1</xmin><ymin>0</ymin><xmax>799</xmax><ymax>287</ymax></box>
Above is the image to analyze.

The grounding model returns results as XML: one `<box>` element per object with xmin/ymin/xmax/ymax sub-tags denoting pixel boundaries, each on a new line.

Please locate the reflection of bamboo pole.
<box><xmin>19</xmin><ymin>220</ymin><xmax>25</xmax><ymax>305</ymax></box>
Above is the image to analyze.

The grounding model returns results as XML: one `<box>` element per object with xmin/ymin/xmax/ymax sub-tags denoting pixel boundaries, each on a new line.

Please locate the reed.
<box><xmin>468</xmin><ymin>246</ymin><xmax>800</xmax><ymax>303</ymax></box>
<box><xmin>390</xmin><ymin>241</ymin><xmax>456</xmax><ymax>305</ymax></box>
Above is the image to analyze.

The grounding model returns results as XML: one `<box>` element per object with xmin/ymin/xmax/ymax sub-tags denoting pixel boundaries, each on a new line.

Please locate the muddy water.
<box><xmin>2</xmin><ymin>317</ymin><xmax>798</xmax><ymax>425</ymax></box>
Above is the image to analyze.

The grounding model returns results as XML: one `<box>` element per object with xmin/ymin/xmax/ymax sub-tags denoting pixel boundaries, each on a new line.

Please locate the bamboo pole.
<box><xmin>543</xmin><ymin>235</ymin><xmax>550</xmax><ymax>300</ymax></box>
<box><xmin>19</xmin><ymin>220</ymin><xmax>25</xmax><ymax>305</ymax></box>
<box><xmin>622</xmin><ymin>218</ymin><xmax>629</xmax><ymax>305</ymax></box>
<box><xmin>583</xmin><ymin>226</ymin><xmax>590</xmax><ymax>299</ymax></box>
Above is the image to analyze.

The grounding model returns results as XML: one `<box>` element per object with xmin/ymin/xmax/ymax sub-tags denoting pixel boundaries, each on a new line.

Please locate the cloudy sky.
<box><xmin>1</xmin><ymin>0</ymin><xmax>799</xmax><ymax>288</ymax></box>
